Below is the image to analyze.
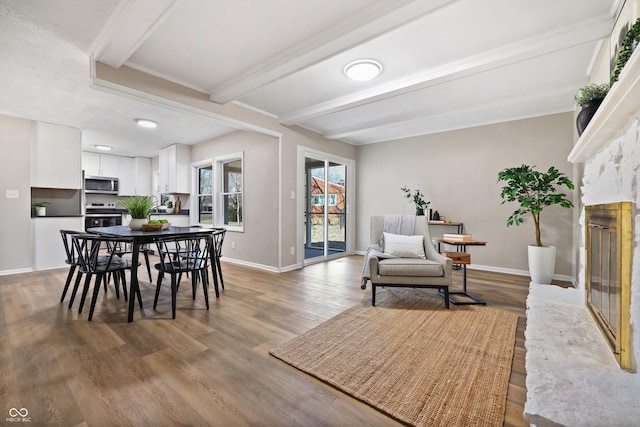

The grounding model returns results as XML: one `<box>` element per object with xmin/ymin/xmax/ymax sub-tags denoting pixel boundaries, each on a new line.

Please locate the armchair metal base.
<box><xmin>372</xmin><ymin>283</ymin><xmax>450</xmax><ymax>309</ymax></box>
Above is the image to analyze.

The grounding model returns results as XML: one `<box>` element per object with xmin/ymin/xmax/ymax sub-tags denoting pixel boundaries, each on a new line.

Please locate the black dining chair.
<box><xmin>72</xmin><ymin>234</ymin><xmax>142</xmax><ymax>321</ymax></box>
<box><xmin>153</xmin><ymin>233</ymin><xmax>213</xmax><ymax>319</ymax></box>
<box><xmin>106</xmin><ymin>240</ymin><xmax>154</xmax><ymax>282</ymax></box>
<box><xmin>59</xmin><ymin>230</ymin><xmax>84</xmax><ymax>306</ymax></box>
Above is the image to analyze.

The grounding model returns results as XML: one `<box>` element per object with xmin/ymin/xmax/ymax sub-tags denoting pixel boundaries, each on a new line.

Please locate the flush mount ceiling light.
<box><xmin>344</xmin><ymin>59</ymin><xmax>382</xmax><ymax>81</ymax></box>
<box><xmin>95</xmin><ymin>145</ymin><xmax>112</xmax><ymax>151</ymax></box>
<box><xmin>135</xmin><ymin>118</ymin><xmax>158</xmax><ymax>129</ymax></box>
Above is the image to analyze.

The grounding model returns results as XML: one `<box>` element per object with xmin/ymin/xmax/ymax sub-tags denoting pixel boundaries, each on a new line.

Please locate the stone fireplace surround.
<box><xmin>523</xmin><ymin>52</ymin><xmax>640</xmax><ymax>425</ymax></box>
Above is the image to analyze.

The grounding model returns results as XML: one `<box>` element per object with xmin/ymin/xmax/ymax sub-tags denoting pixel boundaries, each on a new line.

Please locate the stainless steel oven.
<box><xmin>85</xmin><ymin>203</ymin><xmax>122</xmax><ymax>230</ymax></box>
<box><xmin>85</xmin><ymin>214</ymin><xmax>122</xmax><ymax>230</ymax></box>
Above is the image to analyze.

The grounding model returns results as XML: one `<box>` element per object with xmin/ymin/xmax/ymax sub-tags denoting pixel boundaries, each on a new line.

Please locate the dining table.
<box><xmin>87</xmin><ymin>225</ymin><xmax>211</xmax><ymax>322</ymax></box>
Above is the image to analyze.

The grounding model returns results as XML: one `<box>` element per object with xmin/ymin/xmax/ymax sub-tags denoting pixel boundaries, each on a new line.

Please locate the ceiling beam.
<box><xmin>324</xmin><ymin>81</ymin><xmax>581</xmax><ymax>142</ymax></box>
<box><xmin>279</xmin><ymin>13</ymin><xmax>613</xmax><ymax>127</ymax></box>
<box><xmin>91</xmin><ymin>0</ymin><xmax>179</xmax><ymax>68</ymax></box>
<box><xmin>207</xmin><ymin>0</ymin><xmax>458</xmax><ymax>104</ymax></box>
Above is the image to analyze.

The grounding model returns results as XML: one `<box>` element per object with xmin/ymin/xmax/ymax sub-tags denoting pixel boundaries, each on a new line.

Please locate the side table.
<box><xmin>438</xmin><ymin>238</ymin><xmax>487</xmax><ymax>305</ymax></box>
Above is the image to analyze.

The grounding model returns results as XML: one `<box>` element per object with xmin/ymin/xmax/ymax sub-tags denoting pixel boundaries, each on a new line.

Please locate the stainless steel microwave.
<box><xmin>84</xmin><ymin>176</ymin><xmax>119</xmax><ymax>194</ymax></box>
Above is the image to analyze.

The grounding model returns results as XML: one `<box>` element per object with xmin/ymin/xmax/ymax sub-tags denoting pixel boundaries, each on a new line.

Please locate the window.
<box><xmin>197</xmin><ymin>164</ymin><xmax>213</xmax><ymax>225</ymax></box>
<box><xmin>220</xmin><ymin>157</ymin><xmax>243</xmax><ymax>229</ymax></box>
<box><xmin>193</xmin><ymin>153</ymin><xmax>243</xmax><ymax>231</ymax></box>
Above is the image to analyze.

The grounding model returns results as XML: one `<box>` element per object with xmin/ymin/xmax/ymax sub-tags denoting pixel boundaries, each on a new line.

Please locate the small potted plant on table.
<box><xmin>120</xmin><ymin>196</ymin><xmax>155</xmax><ymax>230</ymax></box>
<box><xmin>401</xmin><ymin>186</ymin><xmax>430</xmax><ymax>216</ymax></box>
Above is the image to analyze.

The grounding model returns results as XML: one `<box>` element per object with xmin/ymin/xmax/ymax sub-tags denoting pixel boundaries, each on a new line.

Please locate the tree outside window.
<box><xmin>222</xmin><ymin>159</ymin><xmax>243</xmax><ymax>227</ymax></box>
<box><xmin>197</xmin><ymin>164</ymin><xmax>213</xmax><ymax>224</ymax></box>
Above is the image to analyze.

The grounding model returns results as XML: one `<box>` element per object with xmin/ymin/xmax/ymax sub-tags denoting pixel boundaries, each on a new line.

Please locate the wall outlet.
<box><xmin>290</xmin><ymin>246</ymin><xmax>295</xmax><ymax>255</ymax></box>
<box><xmin>5</xmin><ymin>190</ymin><xmax>19</xmax><ymax>199</ymax></box>
<box><xmin>231</xmin><ymin>241</ymin><xmax>236</xmax><ymax>249</ymax></box>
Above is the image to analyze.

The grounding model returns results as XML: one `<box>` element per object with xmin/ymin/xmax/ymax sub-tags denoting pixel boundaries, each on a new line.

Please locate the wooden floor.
<box><xmin>0</xmin><ymin>255</ymin><xmax>564</xmax><ymax>426</ymax></box>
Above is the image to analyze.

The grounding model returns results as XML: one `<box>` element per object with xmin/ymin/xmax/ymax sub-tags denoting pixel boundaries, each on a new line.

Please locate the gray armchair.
<box><xmin>368</xmin><ymin>215</ymin><xmax>452</xmax><ymax>308</ymax></box>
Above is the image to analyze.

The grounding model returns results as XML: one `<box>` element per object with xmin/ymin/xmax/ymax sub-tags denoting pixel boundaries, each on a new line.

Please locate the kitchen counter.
<box><xmin>32</xmin><ymin>214</ymin><xmax>83</xmax><ymax>218</ymax></box>
<box><xmin>149</xmin><ymin>210</ymin><xmax>189</xmax><ymax>216</ymax></box>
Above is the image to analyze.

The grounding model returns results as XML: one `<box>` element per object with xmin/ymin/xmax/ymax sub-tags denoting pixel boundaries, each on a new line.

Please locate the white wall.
<box><xmin>356</xmin><ymin>113</ymin><xmax>577</xmax><ymax>277</ymax></box>
<box><xmin>191</xmin><ymin>131</ymin><xmax>280</xmax><ymax>269</ymax></box>
<box><xmin>0</xmin><ymin>115</ymin><xmax>34</xmax><ymax>272</ymax></box>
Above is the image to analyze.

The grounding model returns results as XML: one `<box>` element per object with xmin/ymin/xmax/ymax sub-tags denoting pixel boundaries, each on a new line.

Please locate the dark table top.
<box><xmin>88</xmin><ymin>225</ymin><xmax>207</xmax><ymax>239</ymax></box>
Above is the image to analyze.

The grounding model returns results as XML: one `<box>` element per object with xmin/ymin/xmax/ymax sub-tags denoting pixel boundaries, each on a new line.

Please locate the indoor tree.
<box><xmin>497</xmin><ymin>164</ymin><xmax>574</xmax><ymax>247</ymax></box>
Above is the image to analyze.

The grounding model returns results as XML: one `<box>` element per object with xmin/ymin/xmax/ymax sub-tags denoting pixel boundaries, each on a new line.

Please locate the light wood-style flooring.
<box><xmin>0</xmin><ymin>255</ymin><xmax>565</xmax><ymax>426</ymax></box>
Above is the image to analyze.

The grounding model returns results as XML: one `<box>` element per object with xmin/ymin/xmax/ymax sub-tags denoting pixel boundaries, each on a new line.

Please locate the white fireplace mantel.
<box><xmin>524</xmin><ymin>284</ymin><xmax>640</xmax><ymax>426</ymax></box>
<box><xmin>568</xmin><ymin>49</ymin><xmax>640</xmax><ymax>163</ymax></box>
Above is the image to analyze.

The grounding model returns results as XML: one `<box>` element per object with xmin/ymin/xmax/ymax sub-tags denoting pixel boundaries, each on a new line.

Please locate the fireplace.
<box><xmin>585</xmin><ymin>202</ymin><xmax>632</xmax><ymax>370</ymax></box>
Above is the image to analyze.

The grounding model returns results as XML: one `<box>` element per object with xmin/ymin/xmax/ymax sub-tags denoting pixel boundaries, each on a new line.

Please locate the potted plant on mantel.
<box><xmin>401</xmin><ymin>186</ymin><xmax>430</xmax><ymax>215</ymax></box>
<box><xmin>120</xmin><ymin>196</ymin><xmax>155</xmax><ymax>230</ymax></box>
<box><xmin>497</xmin><ymin>164</ymin><xmax>574</xmax><ymax>284</ymax></box>
<box><xmin>32</xmin><ymin>201</ymin><xmax>50</xmax><ymax>217</ymax></box>
<box><xmin>574</xmin><ymin>82</ymin><xmax>609</xmax><ymax>136</ymax></box>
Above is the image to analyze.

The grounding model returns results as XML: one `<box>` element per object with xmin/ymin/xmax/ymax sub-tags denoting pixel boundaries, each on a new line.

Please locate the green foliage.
<box><xmin>31</xmin><ymin>201</ymin><xmax>50</xmax><ymax>207</ymax></box>
<box><xmin>400</xmin><ymin>186</ymin><xmax>429</xmax><ymax>210</ymax></box>
<box><xmin>120</xmin><ymin>196</ymin><xmax>155</xmax><ymax>219</ymax></box>
<box><xmin>611</xmin><ymin>17</ymin><xmax>640</xmax><ymax>86</ymax></box>
<box><xmin>574</xmin><ymin>83</ymin><xmax>610</xmax><ymax>105</ymax></box>
<box><xmin>497</xmin><ymin>164</ymin><xmax>574</xmax><ymax>247</ymax></box>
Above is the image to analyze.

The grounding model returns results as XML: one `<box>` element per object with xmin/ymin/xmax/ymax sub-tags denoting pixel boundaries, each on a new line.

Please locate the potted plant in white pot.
<box><xmin>32</xmin><ymin>201</ymin><xmax>50</xmax><ymax>216</ymax></box>
<box><xmin>401</xmin><ymin>186</ymin><xmax>430</xmax><ymax>215</ymax></box>
<box><xmin>120</xmin><ymin>196</ymin><xmax>155</xmax><ymax>230</ymax></box>
<box><xmin>497</xmin><ymin>164</ymin><xmax>574</xmax><ymax>284</ymax></box>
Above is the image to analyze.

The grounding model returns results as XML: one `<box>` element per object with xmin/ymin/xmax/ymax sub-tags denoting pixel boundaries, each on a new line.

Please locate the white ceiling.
<box><xmin>0</xmin><ymin>0</ymin><xmax>618</xmax><ymax>157</ymax></box>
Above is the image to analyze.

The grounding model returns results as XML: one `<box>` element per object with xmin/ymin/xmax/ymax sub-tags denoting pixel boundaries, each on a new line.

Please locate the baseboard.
<box><xmin>468</xmin><ymin>263</ymin><xmax>574</xmax><ymax>283</ymax></box>
<box><xmin>0</xmin><ymin>267</ymin><xmax>33</xmax><ymax>276</ymax></box>
<box><xmin>221</xmin><ymin>257</ymin><xmax>286</xmax><ymax>273</ymax></box>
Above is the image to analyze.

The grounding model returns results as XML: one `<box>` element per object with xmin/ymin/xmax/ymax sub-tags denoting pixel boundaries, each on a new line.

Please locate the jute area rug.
<box><xmin>269</xmin><ymin>289</ymin><xmax>519</xmax><ymax>427</ymax></box>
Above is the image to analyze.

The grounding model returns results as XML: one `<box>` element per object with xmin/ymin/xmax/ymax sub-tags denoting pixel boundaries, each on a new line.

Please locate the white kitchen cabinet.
<box><xmin>119</xmin><ymin>157</ymin><xmax>151</xmax><ymax>196</ymax></box>
<box><xmin>33</xmin><ymin>217</ymin><xmax>84</xmax><ymax>270</ymax></box>
<box><xmin>31</xmin><ymin>122</ymin><xmax>82</xmax><ymax>189</ymax></box>
<box><xmin>82</xmin><ymin>152</ymin><xmax>120</xmax><ymax>177</ymax></box>
<box><xmin>158</xmin><ymin>144</ymin><xmax>191</xmax><ymax>193</ymax></box>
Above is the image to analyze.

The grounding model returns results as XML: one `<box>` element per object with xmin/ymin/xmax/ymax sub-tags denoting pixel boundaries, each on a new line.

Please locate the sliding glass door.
<box><xmin>303</xmin><ymin>155</ymin><xmax>348</xmax><ymax>261</ymax></box>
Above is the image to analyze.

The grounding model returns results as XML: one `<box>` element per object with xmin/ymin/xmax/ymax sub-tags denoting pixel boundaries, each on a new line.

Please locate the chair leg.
<box><xmin>142</xmin><ymin>250</ymin><xmax>152</xmax><ymax>282</ymax></box>
<box><xmin>113</xmin><ymin>271</ymin><xmax>121</xmax><ymax>300</ymax></box>
<box><xmin>60</xmin><ymin>265</ymin><xmax>76</xmax><ymax>303</ymax></box>
<box><xmin>372</xmin><ymin>284</ymin><xmax>377</xmax><ymax>306</ymax></box>
<box><xmin>201</xmin><ymin>270</ymin><xmax>209</xmax><ymax>309</ymax></box>
<box><xmin>443</xmin><ymin>287</ymin><xmax>450</xmax><ymax>309</ymax></box>
<box><xmin>121</xmin><ymin>270</ymin><xmax>128</xmax><ymax>301</ymax></box>
<box><xmin>78</xmin><ymin>274</ymin><xmax>93</xmax><ymax>313</ymax></box>
<box><xmin>211</xmin><ymin>265</ymin><xmax>219</xmax><ymax>298</ymax></box>
<box><xmin>153</xmin><ymin>272</ymin><xmax>163</xmax><ymax>310</ymax></box>
<box><xmin>191</xmin><ymin>274</ymin><xmax>197</xmax><ymax>300</ymax></box>
<box><xmin>210</xmin><ymin>262</ymin><xmax>220</xmax><ymax>296</ymax></box>
<box><xmin>136</xmin><ymin>282</ymin><xmax>143</xmax><ymax>311</ymax></box>
<box><xmin>216</xmin><ymin>258</ymin><xmax>224</xmax><ymax>289</ymax></box>
<box><xmin>170</xmin><ymin>274</ymin><xmax>177</xmax><ymax>319</ymax></box>
<box><xmin>68</xmin><ymin>272</ymin><xmax>83</xmax><ymax>309</ymax></box>
<box><xmin>88</xmin><ymin>274</ymin><xmax>104</xmax><ymax>321</ymax></box>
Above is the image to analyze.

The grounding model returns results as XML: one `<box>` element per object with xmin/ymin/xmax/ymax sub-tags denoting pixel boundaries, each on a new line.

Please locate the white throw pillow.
<box><xmin>383</xmin><ymin>232</ymin><xmax>426</xmax><ymax>258</ymax></box>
